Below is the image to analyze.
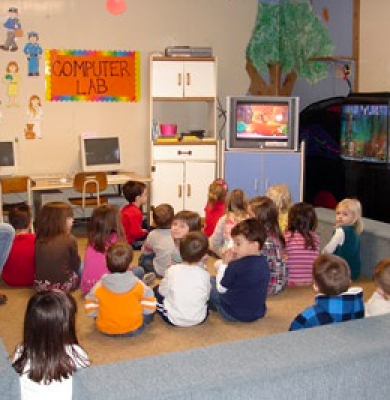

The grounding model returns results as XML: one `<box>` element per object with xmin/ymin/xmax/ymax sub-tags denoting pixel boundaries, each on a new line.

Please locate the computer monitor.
<box><xmin>0</xmin><ymin>140</ymin><xmax>17</xmax><ymax>176</ymax></box>
<box><xmin>80</xmin><ymin>136</ymin><xmax>123</xmax><ymax>173</ymax></box>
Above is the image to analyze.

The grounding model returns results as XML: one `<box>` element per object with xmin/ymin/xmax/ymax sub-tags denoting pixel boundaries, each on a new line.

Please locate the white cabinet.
<box><xmin>151</xmin><ymin>60</ymin><xmax>216</xmax><ymax>98</ymax></box>
<box><xmin>150</xmin><ymin>56</ymin><xmax>219</xmax><ymax>215</ymax></box>
<box><xmin>152</xmin><ymin>160</ymin><xmax>215</xmax><ymax>215</ymax></box>
<box><xmin>151</xmin><ymin>144</ymin><xmax>217</xmax><ymax>215</ymax></box>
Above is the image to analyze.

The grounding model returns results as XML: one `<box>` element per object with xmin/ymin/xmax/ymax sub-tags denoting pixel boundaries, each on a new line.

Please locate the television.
<box><xmin>80</xmin><ymin>136</ymin><xmax>123</xmax><ymax>173</ymax></box>
<box><xmin>340</xmin><ymin>93</ymin><xmax>390</xmax><ymax>163</ymax></box>
<box><xmin>226</xmin><ymin>96</ymin><xmax>299</xmax><ymax>151</ymax></box>
<box><xmin>0</xmin><ymin>140</ymin><xmax>17</xmax><ymax>176</ymax></box>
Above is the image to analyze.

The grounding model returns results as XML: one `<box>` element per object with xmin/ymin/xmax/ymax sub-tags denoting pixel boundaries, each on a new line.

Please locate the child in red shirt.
<box><xmin>203</xmin><ymin>179</ymin><xmax>228</xmax><ymax>237</ymax></box>
<box><xmin>121</xmin><ymin>180</ymin><xmax>150</xmax><ymax>250</ymax></box>
<box><xmin>2</xmin><ymin>204</ymin><xmax>35</xmax><ymax>287</ymax></box>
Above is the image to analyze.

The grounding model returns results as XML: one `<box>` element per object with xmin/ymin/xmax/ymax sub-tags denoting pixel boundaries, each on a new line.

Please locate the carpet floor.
<box><xmin>0</xmin><ymin>277</ymin><xmax>375</xmax><ymax>366</ymax></box>
<box><xmin>0</xmin><ymin>227</ymin><xmax>376</xmax><ymax>366</ymax></box>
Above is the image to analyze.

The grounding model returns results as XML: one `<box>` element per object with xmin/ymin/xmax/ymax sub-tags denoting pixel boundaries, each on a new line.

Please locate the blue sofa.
<box><xmin>315</xmin><ymin>207</ymin><xmax>390</xmax><ymax>278</ymax></box>
<box><xmin>2</xmin><ymin>314</ymin><xmax>390</xmax><ymax>399</ymax></box>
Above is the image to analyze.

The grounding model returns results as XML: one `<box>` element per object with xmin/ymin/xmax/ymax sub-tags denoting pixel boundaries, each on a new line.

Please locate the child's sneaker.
<box><xmin>142</xmin><ymin>272</ymin><xmax>156</xmax><ymax>286</ymax></box>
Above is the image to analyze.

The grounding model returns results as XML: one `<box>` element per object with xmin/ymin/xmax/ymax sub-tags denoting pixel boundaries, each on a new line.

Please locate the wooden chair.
<box><xmin>0</xmin><ymin>176</ymin><xmax>33</xmax><ymax>223</ymax></box>
<box><xmin>68</xmin><ymin>172</ymin><xmax>108</xmax><ymax>217</ymax></box>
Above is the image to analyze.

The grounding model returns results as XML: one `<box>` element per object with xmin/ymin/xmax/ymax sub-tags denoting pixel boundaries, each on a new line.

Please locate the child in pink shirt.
<box><xmin>285</xmin><ymin>202</ymin><xmax>320</xmax><ymax>286</ymax></box>
<box><xmin>81</xmin><ymin>204</ymin><xmax>145</xmax><ymax>295</ymax></box>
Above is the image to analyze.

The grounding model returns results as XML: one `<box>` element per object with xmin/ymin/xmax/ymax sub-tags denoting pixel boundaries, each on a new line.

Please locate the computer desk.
<box><xmin>31</xmin><ymin>172</ymin><xmax>151</xmax><ymax>220</ymax></box>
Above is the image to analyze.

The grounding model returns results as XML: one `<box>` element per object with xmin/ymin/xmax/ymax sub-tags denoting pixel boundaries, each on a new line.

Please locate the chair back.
<box><xmin>1</xmin><ymin>176</ymin><xmax>31</xmax><ymax>194</ymax></box>
<box><xmin>0</xmin><ymin>176</ymin><xmax>32</xmax><ymax>223</ymax></box>
<box><xmin>73</xmin><ymin>172</ymin><xmax>108</xmax><ymax>194</ymax></box>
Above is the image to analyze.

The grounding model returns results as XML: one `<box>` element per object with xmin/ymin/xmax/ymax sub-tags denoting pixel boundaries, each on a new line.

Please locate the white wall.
<box><xmin>0</xmin><ymin>0</ymin><xmax>257</xmax><ymax>176</ymax></box>
<box><xmin>359</xmin><ymin>0</ymin><xmax>390</xmax><ymax>91</ymax></box>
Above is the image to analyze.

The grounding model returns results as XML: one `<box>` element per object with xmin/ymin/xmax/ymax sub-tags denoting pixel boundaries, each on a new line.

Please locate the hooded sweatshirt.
<box><xmin>85</xmin><ymin>271</ymin><xmax>156</xmax><ymax>335</ymax></box>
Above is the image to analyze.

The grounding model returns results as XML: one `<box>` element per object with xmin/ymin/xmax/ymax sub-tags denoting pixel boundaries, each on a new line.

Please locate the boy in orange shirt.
<box><xmin>85</xmin><ymin>242</ymin><xmax>156</xmax><ymax>337</ymax></box>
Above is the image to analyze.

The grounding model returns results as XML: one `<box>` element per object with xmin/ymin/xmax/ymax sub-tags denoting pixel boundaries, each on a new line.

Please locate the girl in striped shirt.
<box><xmin>285</xmin><ymin>202</ymin><xmax>320</xmax><ymax>286</ymax></box>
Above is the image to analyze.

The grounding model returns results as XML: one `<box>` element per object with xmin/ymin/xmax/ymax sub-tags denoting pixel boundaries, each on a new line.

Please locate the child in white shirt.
<box><xmin>154</xmin><ymin>231</ymin><xmax>211</xmax><ymax>327</ymax></box>
<box><xmin>366</xmin><ymin>259</ymin><xmax>390</xmax><ymax>317</ymax></box>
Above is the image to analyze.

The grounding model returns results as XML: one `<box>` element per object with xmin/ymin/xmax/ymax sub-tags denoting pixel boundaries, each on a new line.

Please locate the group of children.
<box><xmin>1</xmin><ymin>178</ymin><xmax>390</xmax><ymax>399</ymax></box>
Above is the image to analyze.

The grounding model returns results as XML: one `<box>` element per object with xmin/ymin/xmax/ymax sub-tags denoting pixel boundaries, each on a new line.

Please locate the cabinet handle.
<box><xmin>265</xmin><ymin>178</ymin><xmax>270</xmax><ymax>190</ymax></box>
<box><xmin>177</xmin><ymin>150</ymin><xmax>192</xmax><ymax>156</ymax></box>
<box><xmin>178</xmin><ymin>185</ymin><xmax>182</xmax><ymax>198</ymax></box>
<box><xmin>178</xmin><ymin>73</ymin><xmax>182</xmax><ymax>86</ymax></box>
<box><xmin>254</xmin><ymin>178</ymin><xmax>258</xmax><ymax>192</ymax></box>
<box><xmin>186</xmin><ymin>72</ymin><xmax>190</xmax><ymax>86</ymax></box>
<box><xmin>187</xmin><ymin>184</ymin><xmax>191</xmax><ymax>197</ymax></box>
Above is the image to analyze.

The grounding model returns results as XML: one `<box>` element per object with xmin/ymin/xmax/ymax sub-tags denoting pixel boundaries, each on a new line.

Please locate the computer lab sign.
<box><xmin>45</xmin><ymin>49</ymin><xmax>140</xmax><ymax>102</ymax></box>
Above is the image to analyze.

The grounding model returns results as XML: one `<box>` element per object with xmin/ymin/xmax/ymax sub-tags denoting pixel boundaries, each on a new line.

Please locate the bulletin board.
<box><xmin>45</xmin><ymin>49</ymin><xmax>140</xmax><ymax>102</ymax></box>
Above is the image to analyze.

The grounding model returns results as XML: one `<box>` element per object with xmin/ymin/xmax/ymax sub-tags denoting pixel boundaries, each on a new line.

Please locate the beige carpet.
<box><xmin>0</xmin><ymin>278</ymin><xmax>375</xmax><ymax>366</ymax></box>
<box><xmin>0</xmin><ymin>229</ymin><xmax>376</xmax><ymax>366</ymax></box>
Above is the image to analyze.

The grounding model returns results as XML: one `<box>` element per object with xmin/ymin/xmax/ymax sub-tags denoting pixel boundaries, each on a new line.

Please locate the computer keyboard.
<box><xmin>107</xmin><ymin>174</ymin><xmax>131</xmax><ymax>184</ymax></box>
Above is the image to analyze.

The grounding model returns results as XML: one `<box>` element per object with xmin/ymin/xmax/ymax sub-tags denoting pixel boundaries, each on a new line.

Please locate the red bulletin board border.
<box><xmin>45</xmin><ymin>49</ymin><xmax>140</xmax><ymax>102</ymax></box>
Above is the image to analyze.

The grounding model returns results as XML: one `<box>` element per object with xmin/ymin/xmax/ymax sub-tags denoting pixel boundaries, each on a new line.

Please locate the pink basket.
<box><xmin>160</xmin><ymin>124</ymin><xmax>177</xmax><ymax>136</ymax></box>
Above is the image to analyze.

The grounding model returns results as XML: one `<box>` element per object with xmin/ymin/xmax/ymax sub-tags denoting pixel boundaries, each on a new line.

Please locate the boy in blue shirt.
<box><xmin>209</xmin><ymin>218</ymin><xmax>270</xmax><ymax>322</ymax></box>
<box><xmin>289</xmin><ymin>254</ymin><xmax>364</xmax><ymax>331</ymax></box>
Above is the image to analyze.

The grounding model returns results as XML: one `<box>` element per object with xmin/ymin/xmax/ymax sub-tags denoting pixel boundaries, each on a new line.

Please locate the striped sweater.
<box><xmin>85</xmin><ymin>271</ymin><xmax>156</xmax><ymax>335</ymax></box>
<box><xmin>285</xmin><ymin>230</ymin><xmax>320</xmax><ymax>286</ymax></box>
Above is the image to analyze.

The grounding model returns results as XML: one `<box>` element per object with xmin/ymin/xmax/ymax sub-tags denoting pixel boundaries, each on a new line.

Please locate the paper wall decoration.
<box><xmin>45</xmin><ymin>49</ymin><xmax>140</xmax><ymax>102</ymax></box>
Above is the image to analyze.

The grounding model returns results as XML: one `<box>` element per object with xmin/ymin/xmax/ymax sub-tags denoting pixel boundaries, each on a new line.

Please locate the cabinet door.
<box><xmin>184</xmin><ymin>161</ymin><xmax>216</xmax><ymax>216</ymax></box>
<box><xmin>184</xmin><ymin>61</ymin><xmax>216</xmax><ymax>98</ymax></box>
<box><xmin>151</xmin><ymin>61</ymin><xmax>183</xmax><ymax>98</ymax></box>
<box><xmin>224</xmin><ymin>152</ymin><xmax>262</xmax><ymax>198</ymax></box>
<box><xmin>151</xmin><ymin>162</ymin><xmax>185</xmax><ymax>212</ymax></box>
<box><xmin>262</xmin><ymin>152</ymin><xmax>302</xmax><ymax>202</ymax></box>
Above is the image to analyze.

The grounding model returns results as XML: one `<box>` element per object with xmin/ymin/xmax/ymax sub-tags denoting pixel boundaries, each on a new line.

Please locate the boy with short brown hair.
<box><xmin>365</xmin><ymin>259</ymin><xmax>390</xmax><ymax>317</ymax></box>
<box><xmin>85</xmin><ymin>242</ymin><xmax>156</xmax><ymax>337</ymax></box>
<box><xmin>289</xmin><ymin>254</ymin><xmax>364</xmax><ymax>331</ymax></box>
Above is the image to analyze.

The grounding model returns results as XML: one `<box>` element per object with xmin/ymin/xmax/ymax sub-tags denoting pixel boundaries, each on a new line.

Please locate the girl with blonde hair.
<box><xmin>323</xmin><ymin>198</ymin><xmax>363</xmax><ymax>280</ymax></box>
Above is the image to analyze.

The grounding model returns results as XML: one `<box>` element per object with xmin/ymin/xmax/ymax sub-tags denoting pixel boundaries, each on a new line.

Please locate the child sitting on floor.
<box><xmin>85</xmin><ymin>242</ymin><xmax>156</xmax><ymax>337</ymax></box>
<box><xmin>289</xmin><ymin>254</ymin><xmax>364</xmax><ymax>331</ymax></box>
<box><xmin>171</xmin><ymin>210</ymin><xmax>202</xmax><ymax>265</ymax></box>
<box><xmin>209</xmin><ymin>188</ymin><xmax>248</xmax><ymax>258</ymax></box>
<box><xmin>365</xmin><ymin>259</ymin><xmax>390</xmax><ymax>317</ymax></box>
<box><xmin>203</xmin><ymin>178</ymin><xmax>228</xmax><ymax>237</ymax></box>
<box><xmin>266</xmin><ymin>183</ymin><xmax>292</xmax><ymax>232</ymax></box>
<box><xmin>2</xmin><ymin>204</ymin><xmax>35</xmax><ymax>287</ymax></box>
<box><xmin>210</xmin><ymin>218</ymin><xmax>270</xmax><ymax>322</ymax></box>
<box><xmin>121</xmin><ymin>180</ymin><xmax>151</xmax><ymax>250</ymax></box>
<box><xmin>81</xmin><ymin>204</ymin><xmax>145</xmax><ymax>295</ymax></box>
<box><xmin>322</xmin><ymin>198</ymin><xmax>363</xmax><ymax>280</ymax></box>
<box><xmin>154</xmin><ymin>231</ymin><xmax>211</xmax><ymax>327</ymax></box>
<box><xmin>248</xmin><ymin>196</ymin><xmax>287</xmax><ymax>296</ymax></box>
<box><xmin>285</xmin><ymin>202</ymin><xmax>320</xmax><ymax>287</ymax></box>
<box><xmin>139</xmin><ymin>203</ymin><xmax>175</xmax><ymax>278</ymax></box>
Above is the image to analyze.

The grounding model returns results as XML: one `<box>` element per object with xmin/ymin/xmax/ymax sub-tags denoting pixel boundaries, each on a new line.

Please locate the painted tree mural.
<box><xmin>246</xmin><ymin>0</ymin><xmax>333</xmax><ymax>96</ymax></box>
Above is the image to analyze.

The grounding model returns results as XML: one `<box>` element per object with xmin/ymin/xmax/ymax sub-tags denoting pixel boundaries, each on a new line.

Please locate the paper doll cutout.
<box><xmin>0</xmin><ymin>7</ymin><xmax>22</xmax><ymax>52</ymax></box>
<box><xmin>27</xmin><ymin>94</ymin><xmax>43</xmax><ymax>138</ymax></box>
<box><xmin>3</xmin><ymin>61</ymin><xmax>21</xmax><ymax>107</ymax></box>
<box><xmin>24</xmin><ymin>32</ymin><xmax>42</xmax><ymax>76</ymax></box>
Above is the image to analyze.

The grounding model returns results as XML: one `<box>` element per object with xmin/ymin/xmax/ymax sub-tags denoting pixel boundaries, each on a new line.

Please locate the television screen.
<box><xmin>80</xmin><ymin>136</ymin><xmax>122</xmax><ymax>172</ymax></box>
<box><xmin>340</xmin><ymin>104</ymin><xmax>389</xmax><ymax>162</ymax></box>
<box><xmin>236</xmin><ymin>103</ymin><xmax>289</xmax><ymax>140</ymax></box>
<box><xmin>0</xmin><ymin>141</ymin><xmax>16</xmax><ymax>176</ymax></box>
<box><xmin>226</xmin><ymin>96</ymin><xmax>298</xmax><ymax>151</ymax></box>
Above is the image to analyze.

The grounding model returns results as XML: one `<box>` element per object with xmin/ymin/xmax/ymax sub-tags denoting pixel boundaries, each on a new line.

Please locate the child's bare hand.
<box><xmin>222</xmin><ymin>248</ymin><xmax>235</xmax><ymax>264</ymax></box>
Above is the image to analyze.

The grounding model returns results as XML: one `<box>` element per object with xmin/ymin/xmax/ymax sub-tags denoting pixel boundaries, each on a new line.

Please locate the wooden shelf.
<box><xmin>308</xmin><ymin>56</ymin><xmax>356</xmax><ymax>63</ymax></box>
